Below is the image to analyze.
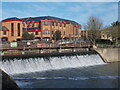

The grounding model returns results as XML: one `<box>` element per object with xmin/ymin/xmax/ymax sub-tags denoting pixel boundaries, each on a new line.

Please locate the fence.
<box><xmin>1</xmin><ymin>40</ymin><xmax>92</xmax><ymax>50</ymax></box>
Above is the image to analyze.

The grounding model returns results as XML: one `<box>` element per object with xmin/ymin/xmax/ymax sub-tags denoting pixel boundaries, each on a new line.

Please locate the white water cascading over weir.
<box><xmin>0</xmin><ymin>54</ymin><xmax>105</xmax><ymax>75</ymax></box>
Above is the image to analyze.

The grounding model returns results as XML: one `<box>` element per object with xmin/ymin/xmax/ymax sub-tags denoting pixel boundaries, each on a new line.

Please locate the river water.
<box><xmin>0</xmin><ymin>54</ymin><xmax>119</xmax><ymax>88</ymax></box>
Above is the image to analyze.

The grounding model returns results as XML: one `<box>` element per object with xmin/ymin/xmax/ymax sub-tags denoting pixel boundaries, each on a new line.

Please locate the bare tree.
<box><xmin>109</xmin><ymin>21</ymin><xmax>120</xmax><ymax>44</ymax></box>
<box><xmin>84</xmin><ymin>16</ymin><xmax>103</xmax><ymax>44</ymax></box>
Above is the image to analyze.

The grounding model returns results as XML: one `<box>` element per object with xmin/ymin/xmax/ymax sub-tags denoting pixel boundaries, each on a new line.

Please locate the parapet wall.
<box><xmin>94</xmin><ymin>48</ymin><xmax>119</xmax><ymax>63</ymax></box>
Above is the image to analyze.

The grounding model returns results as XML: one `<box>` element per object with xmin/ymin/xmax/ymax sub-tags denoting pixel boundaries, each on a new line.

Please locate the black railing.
<box><xmin>1</xmin><ymin>41</ymin><xmax>92</xmax><ymax>50</ymax></box>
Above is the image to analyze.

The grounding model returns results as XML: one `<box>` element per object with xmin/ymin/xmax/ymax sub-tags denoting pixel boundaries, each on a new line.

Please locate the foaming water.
<box><xmin>0</xmin><ymin>54</ymin><xmax>105</xmax><ymax>75</ymax></box>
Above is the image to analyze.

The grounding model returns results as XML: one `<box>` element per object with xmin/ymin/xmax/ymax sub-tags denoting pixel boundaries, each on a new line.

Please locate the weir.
<box><xmin>0</xmin><ymin>54</ymin><xmax>105</xmax><ymax>75</ymax></box>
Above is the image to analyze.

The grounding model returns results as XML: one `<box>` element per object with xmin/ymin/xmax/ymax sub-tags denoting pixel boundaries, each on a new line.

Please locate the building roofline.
<box><xmin>1</xmin><ymin>16</ymin><xmax>81</xmax><ymax>26</ymax></box>
<box><xmin>21</xmin><ymin>16</ymin><xmax>81</xmax><ymax>26</ymax></box>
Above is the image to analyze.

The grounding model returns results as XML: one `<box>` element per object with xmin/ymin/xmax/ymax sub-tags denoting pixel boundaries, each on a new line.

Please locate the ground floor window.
<box><xmin>35</xmin><ymin>31</ymin><xmax>39</xmax><ymax>35</ymax></box>
<box><xmin>1</xmin><ymin>37</ymin><xmax>8</xmax><ymax>41</ymax></box>
<box><xmin>3</xmin><ymin>30</ymin><xmax>7</xmax><ymax>35</ymax></box>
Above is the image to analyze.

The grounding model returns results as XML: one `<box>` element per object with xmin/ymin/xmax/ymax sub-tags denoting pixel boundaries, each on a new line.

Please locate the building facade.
<box><xmin>0</xmin><ymin>17</ymin><xmax>23</xmax><ymax>41</ymax></box>
<box><xmin>81</xmin><ymin>30</ymin><xmax>89</xmax><ymax>40</ymax></box>
<box><xmin>0</xmin><ymin>16</ymin><xmax>82</xmax><ymax>41</ymax></box>
<box><xmin>81</xmin><ymin>30</ymin><xmax>112</xmax><ymax>41</ymax></box>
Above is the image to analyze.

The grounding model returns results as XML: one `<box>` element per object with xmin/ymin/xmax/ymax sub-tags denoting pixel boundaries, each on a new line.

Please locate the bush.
<box><xmin>53</xmin><ymin>30</ymin><xmax>61</xmax><ymax>41</ymax></box>
<box><xmin>22</xmin><ymin>32</ymin><xmax>35</xmax><ymax>40</ymax></box>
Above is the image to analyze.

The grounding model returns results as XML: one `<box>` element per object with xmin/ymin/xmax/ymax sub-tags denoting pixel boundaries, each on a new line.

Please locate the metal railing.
<box><xmin>1</xmin><ymin>40</ymin><xmax>92</xmax><ymax>50</ymax></box>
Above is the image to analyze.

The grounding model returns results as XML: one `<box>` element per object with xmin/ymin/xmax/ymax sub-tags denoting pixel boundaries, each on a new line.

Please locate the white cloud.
<box><xmin>1</xmin><ymin>0</ymin><xmax>120</xmax><ymax>2</ymax></box>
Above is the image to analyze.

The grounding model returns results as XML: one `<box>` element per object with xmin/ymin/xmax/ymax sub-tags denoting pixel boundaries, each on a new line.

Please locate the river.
<box><xmin>0</xmin><ymin>54</ymin><xmax>119</xmax><ymax>88</ymax></box>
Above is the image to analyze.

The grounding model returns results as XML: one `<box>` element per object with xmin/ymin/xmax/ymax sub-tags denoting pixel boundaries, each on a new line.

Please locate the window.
<box><xmin>38</xmin><ymin>22</ymin><xmax>41</xmax><ymax>28</ymax></box>
<box><xmin>32</xmin><ymin>23</ymin><xmax>34</xmax><ymax>27</ymax></box>
<box><xmin>46</xmin><ymin>31</ymin><xmax>50</xmax><ymax>34</ymax></box>
<box><xmin>42</xmin><ymin>30</ymin><xmax>50</xmax><ymax>34</ymax></box>
<box><xmin>18</xmin><ymin>23</ymin><xmax>20</xmax><ymax>36</ymax></box>
<box><xmin>35</xmin><ymin>31</ymin><xmax>39</xmax><ymax>35</ymax></box>
<box><xmin>42</xmin><ymin>22</ymin><xmax>45</xmax><ymax>25</ymax></box>
<box><xmin>64</xmin><ymin>24</ymin><xmax>66</xmax><ymax>27</ymax></box>
<box><xmin>64</xmin><ymin>31</ymin><xmax>65</xmax><ymax>35</ymax></box>
<box><xmin>3</xmin><ymin>30</ymin><xmax>7</xmax><ymax>35</ymax></box>
<box><xmin>45</xmin><ymin>21</ymin><xmax>50</xmax><ymax>25</ymax></box>
<box><xmin>52</xmin><ymin>22</ymin><xmax>54</xmax><ymax>26</ymax></box>
<box><xmin>52</xmin><ymin>31</ymin><xmax>54</xmax><ymax>34</ymax></box>
<box><xmin>27</xmin><ymin>23</ymin><xmax>30</xmax><ymax>27</ymax></box>
<box><xmin>45</xmin><ymin>22</ymin><xmax>47</xmax><ymax>25</ymax></box>
<box><xmin>23</xmin><ymin>23</ymin><xmax>25</xmax><ymax>27</ymax></box>
<box><xmin>76</xmin><ymin>27</ymin><xmax>79</xmax><ymax>35</ymax></box>
<box><xmin>107</xmin><ymin>35</ymin><xmax>111</xmax><ymax>37</ymax></box>
<box><xmin>60</xmin><ymin>23</ymin><xmax>62</xmax><ymax>27</ymax></box>
<box><xmin>11</xmin><ymin>23</ymin><xmax>14</xmax><ymax>36</ymax></box>
<box><xmin>56</xmin><ymin>22</ymin><xmax>58</xmax><ymax>26</ymax></box>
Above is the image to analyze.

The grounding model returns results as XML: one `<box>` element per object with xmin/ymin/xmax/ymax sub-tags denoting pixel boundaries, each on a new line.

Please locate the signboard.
<box><xmin>10</xmin><ymin>42</ymin><xmax>17</xmax><ymax>47</ymax></box>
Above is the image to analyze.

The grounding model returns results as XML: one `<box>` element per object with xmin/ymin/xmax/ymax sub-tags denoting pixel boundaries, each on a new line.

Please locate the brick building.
<box><xmin>0</xmin><ymin>16</ymin><xmax>82</xmax><ymax>41</ymax></box>
<box><xmin>100</xmin><ymin>30</ymin><xmax>112</xmax><ymax>40</ymax></box>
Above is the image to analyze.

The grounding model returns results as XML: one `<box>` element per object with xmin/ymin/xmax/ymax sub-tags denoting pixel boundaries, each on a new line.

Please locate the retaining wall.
<box><xmin>94</xmin><ymin>48</ymin><xmax>119</xmax><ymax>63</ymax></box>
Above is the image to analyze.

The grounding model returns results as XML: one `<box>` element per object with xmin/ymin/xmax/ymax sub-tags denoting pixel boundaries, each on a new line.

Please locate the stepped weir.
<box><xmin>0</xmin><ymin>54</ymin><xmax>105</xmax><ymax>75</ymax></box>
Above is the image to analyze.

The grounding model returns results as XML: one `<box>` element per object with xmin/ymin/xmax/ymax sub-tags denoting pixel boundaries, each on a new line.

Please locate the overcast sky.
<box><xmin>1</xmin><ymin>1</ymin><xmax>119</xmax><ymax>29</ymax></box>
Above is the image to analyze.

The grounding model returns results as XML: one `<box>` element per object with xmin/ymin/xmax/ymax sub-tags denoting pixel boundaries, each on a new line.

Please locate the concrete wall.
<box><xmin>94</xmin><ymin>48</ymin><xmax>120</xmax><ymax>63</ymax></box>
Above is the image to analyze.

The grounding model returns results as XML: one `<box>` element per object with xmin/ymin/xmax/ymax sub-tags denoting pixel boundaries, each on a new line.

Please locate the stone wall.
<box><xmin>94</xmin><ymin>48</ymin><xmax>120</xmax><ymax>63</ymax></box>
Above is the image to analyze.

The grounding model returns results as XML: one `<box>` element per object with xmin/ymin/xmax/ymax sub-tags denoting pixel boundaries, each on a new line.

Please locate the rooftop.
<box><xmin>2</xmin><ymin>17</ymin><xmax>21</xmax><ymax>21</ymax></box>
<box><xmin>2</xmin><ymin>16</ymin><xmax>81</xmax><ymax>26</ymax></box>
<box><xmin>22</xmin><ymin>16</ymin><xmax>80</xmax><ymax>25</ymax></box>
